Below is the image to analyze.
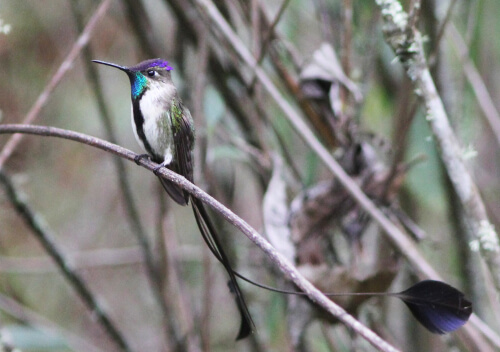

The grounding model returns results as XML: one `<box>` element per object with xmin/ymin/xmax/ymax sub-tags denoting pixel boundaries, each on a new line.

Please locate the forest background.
<box><xmin>0</xmin><ymin>0</ymin><xmax>500</xmax><ymax>351</ymax></box>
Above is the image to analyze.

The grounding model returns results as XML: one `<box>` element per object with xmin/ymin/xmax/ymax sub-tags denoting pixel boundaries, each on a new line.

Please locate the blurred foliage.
<box><xmin>0</xmin><ymin>0</ymin><xmax>499</xmax><ymax>351</ymax></box>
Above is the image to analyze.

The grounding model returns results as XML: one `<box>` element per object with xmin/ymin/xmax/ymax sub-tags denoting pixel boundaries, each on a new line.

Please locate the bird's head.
<box><xmin>92</xmin><ymin>58</ymin><xmax>174</xmax><ymax>99</ymax></box>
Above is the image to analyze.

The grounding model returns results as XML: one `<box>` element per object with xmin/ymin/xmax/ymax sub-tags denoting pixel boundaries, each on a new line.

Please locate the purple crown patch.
<box><xmin>131</xmin><ymin>58</ymin><xmax>173</xmax><ymax>72</ymax></box>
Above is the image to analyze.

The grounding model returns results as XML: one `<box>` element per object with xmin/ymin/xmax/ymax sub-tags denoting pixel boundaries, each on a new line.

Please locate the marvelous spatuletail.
<box><xmin>92</xmin><ymin>58</ymin><xmax>472</xmax><ymax>338</ymax></box>
<box><xmin>395</xmin><ymin>280</ymin><xmax>472</xmax><ymax>334</ymax></box>
<box><xmin>92</xmin><ymin>58</ymin><xmax>253</xmax><ymax>340</ymax></box>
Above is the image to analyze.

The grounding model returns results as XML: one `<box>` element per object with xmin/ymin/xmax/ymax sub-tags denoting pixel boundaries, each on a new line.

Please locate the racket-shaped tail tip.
<box><xmin>398</xmin><ymin>280</ymin><xmax>473</xmax><ymax>334</ymax></box>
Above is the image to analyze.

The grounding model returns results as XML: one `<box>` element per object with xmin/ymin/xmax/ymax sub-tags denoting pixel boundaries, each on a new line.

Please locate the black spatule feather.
<box><xmin>393</xmin><ymin>280</ymin><xmax>472</xmax><ymax>334</ymax></box>
<box><xmin>212</xmin><ymin>269</ymin><xmax>473</xmax><ymax>335</ymax></box>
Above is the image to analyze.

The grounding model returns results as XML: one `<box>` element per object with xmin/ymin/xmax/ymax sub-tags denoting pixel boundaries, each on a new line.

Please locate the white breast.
<box><xmin>132</xmin><ymin>81</ymin><xmax>177</xmax><ymax>164</ymax></box>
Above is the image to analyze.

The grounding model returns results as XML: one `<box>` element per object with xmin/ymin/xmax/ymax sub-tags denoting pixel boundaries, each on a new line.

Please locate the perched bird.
<box><xmin>92</xmin><ymin>58</ymin><xmax>253</xmax><ymax>340</ymax></box>
<box><xmin>91</xmin><ymin>58</ymin><xmax>473</xmax><ymax>340</ymax></box>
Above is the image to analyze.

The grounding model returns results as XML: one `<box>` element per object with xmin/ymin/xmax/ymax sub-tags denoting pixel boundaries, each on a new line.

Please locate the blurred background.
<box><xmin>0</xmin><ymin>0</ymin><xmax>499</xmax><ymax>351</ymax></box>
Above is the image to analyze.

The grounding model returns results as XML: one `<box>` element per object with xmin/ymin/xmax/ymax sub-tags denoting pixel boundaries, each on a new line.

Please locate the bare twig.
<box><xmin>191</xmin><ymin>33</ymin><xmax>213</xmax><ymax>350</ymax></box>
<box><xmin>0</xmin><ymin>247</ymin><xmax>143</xmax><ymax>273</ymax></box>
<box><xmin>0</xmin><ymin>292</ymin><xmax>104</xmax><ymax>352</ymax></box>
<box><xmin>161</xmin><ymin>214</ymin><xmax>199</xmax><ymax>351</ymax></box>
<box><xmin>427</xmin><ymin>0</ymin><xmax>458</xmax><ymax>66</ymax></box>
<box><xmin>407</xmin><ymin>0</ymin><xmax>421</xmax><ymax>31</ymax></box>
<box><xmin>248</xmin><ymin>0</ymin><xmax>292</xmax><ymax>88</ymax></box>
<box><xmin>0</xmin><ymin>123</ymin><xmax>400</xmax><ymax>352</ymax></box>
<box><xmin>0</xmin><ymin>0</ymin><xmax>111</xmax><ymax>169</ymax></box>
<box><xmin>448</xmin><ymin>23</ymin><xmax>500</xmax><ymax>148</ymax></box>
<box><xmin>0</xmin><ymin>169</ymin><xmax>131</xmax><ymax>352</ymax></box>
<box><xmin>341</xmin><ymin>0</ymin><xmax>353</xmax><ymax>78</ymax></box>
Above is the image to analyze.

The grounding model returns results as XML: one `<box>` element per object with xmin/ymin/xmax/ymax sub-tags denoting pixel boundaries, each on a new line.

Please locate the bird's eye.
<box><xmin>147</xmin><ymin>70</ymin><xmax>156</xmax><ymax>77</ymax></box>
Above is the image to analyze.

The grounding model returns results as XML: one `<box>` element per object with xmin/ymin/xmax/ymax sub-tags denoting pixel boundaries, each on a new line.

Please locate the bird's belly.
<box><xmin>136</xmin><ymin>95</ymin><xmax>174</xmax><ymax>164</ymax></box>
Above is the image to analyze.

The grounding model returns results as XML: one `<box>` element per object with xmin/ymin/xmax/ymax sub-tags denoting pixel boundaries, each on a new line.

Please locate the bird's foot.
<box><xmin>153</xmin><ymin>163</ymin><xmax>165</xmax><ymax>176</ymax></box>
<box><xmin>134</xmin><ymin>154</ymin><xmax>151</xmax><ymax>165</ymax></box>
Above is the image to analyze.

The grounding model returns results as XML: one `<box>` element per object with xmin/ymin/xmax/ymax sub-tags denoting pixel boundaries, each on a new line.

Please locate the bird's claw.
<box><xmin>153</xmin><ymin>164</ymin><xmax>164</xmax><ymax>175</ymax></box>
<box><xmin>134</xmin><ymin>154</ymin><xmax>150</xmax><ymax>165</ymax></box>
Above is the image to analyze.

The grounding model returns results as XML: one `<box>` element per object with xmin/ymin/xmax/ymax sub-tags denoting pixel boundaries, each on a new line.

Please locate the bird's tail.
<box><xmin>190</xmin><ymin>196</ymin><xmax>254</xmax><ymax>340</ymax></box>
<box><xmin>157</xmin><ymin>176</ymin><xmax>189</xmax><ymax>205</ymax></box>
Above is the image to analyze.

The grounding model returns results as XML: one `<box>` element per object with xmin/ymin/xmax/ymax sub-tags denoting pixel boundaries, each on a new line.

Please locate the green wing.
<box><xmin>171</xmin><ymin>99</ymin><xmax>195</xmax><ymax>184</ymax></box>
<box><xmin>157</xmin><ymin>98</ymin><xmax>195</xmax><ymax>205</ymax></box>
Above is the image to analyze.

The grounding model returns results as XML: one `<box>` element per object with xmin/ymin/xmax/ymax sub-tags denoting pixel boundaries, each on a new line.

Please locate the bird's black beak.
<box><xmin>92</xmin><ymin>60</ymin><xmax>130</xmax><ymax>73</ymax></box>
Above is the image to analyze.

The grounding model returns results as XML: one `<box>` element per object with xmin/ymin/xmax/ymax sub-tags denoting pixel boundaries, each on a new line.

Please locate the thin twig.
<box><xmin>0</xmin><ymin>123</ymin><xmax>400</xmax><ymax>352</ymax></box>
<box><xmin>0</xmin><ymin>292</ymin><xmax>104</xmax><ymax>352</ymax></box>
<box><xmin>448</xmin><ymin>23</ymin><xmax>500</xmax><ymax>148</ymax></box>
<box><xmin>187</xmin><ymin>0</ymin><xmax>499</xmax><ymax>348</ymax></box>
<box><xmin>0</xmin><ymin>0</ymin><xmax>111</xmax><ymax>169</ymax></box>
<box><xmin>155</xmin><ymin>195</ymin><xmax>193</xmax><ymax>352</ymax></box>
<box><xmin>248</xmin><ymin>0</ymin><xmax>291</xmax><ymax>88</ymax></box>
<box><xmin>0</xmin><ymin>247</ymin><xmax>143</xmax><ymax>273</ymax></box>
<box><xmin>407</xmin><ymin>0</ymin><xmax>421</xmax><ymax>31</ymax></box>
<box><xmin>0</xmin><ymin>168</ymin><xmax>131</xmax><ymax>352</ymax></box>
<box><xmin>161</xmin><ymin>213</ymin><xmax>199</xmax><ymax>351</ymax></box>
<box><xmin>427</xmin><ymin>0</ymin><xmax>458</xmax><ymax>67</ymax></box>
<box><xmin>341</xmin><ymin>0</ymin><xmax>353</xmax><ymax>78</ymax></box>
<box><xmin>191</xmin><ymin>33</ymin><xmax>213</xmax><ymax>350</ymax></box>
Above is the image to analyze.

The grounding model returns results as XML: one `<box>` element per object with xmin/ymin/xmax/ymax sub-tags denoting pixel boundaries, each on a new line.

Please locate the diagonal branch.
<box><xmin>0</xmin><ymin>292</ymin><xmax>104</xmax><ymax>352</ymax></box>
<box><xmin>448</xmin><ymin>23</ymin><xmax>500</xmax><ymax>148</ymax></box>
<box><xmin>0</xmin><ymin>123</ymin><xmax>400</xmax><ymax>352</ymax></box>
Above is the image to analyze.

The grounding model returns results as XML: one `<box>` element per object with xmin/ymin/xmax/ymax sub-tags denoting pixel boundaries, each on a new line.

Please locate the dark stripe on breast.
<box><xmin>132</xmin><ymin>99</ymin><xmax>161</xmax><ymax>162</ymax></box>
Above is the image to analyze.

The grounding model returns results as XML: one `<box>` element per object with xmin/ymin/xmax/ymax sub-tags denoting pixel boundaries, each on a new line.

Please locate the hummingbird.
<box><xmin>92</xmin><ymin>58</ymin><xmax>253</xmax><ymax>340</ymax></box>
<box><xmin>91</xmin><ymin>58</ymin><xmax>473</xmax><ymax>341</ymax></box>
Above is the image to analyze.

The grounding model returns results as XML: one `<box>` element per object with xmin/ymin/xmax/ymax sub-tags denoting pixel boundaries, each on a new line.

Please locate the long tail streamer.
<box><xmin>190</xmin><ymin>197</ymin><xmax>254</xmax><ymax>340</ymax></box>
